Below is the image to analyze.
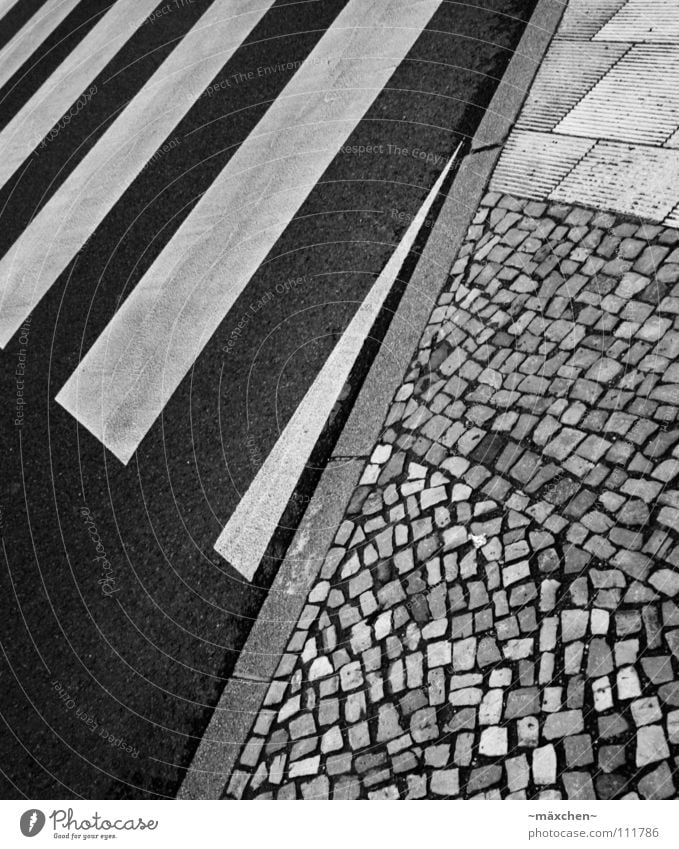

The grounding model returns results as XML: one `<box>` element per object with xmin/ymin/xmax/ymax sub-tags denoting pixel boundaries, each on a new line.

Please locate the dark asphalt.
<box><xmin>0</xmin><ymin>0</ymin><xmax>536</xmax><ymax>798</ymax></box>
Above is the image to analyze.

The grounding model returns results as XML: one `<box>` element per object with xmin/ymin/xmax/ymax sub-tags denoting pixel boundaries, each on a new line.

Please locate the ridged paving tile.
<box><xmin>556</xmin><ymin>46</ymin><xmax>679</xmax><ymax>146</ymax></box>
<box><xmin>551</xmin><ymin>141</ymin><xmax>679</xmax><ymax>222</ymax></box>
<box><xmin>595</xmin><ymin>0</ymin><xmax>679</xmax><ymax>42</ymax></box>
<box><xmin>516</xmin><ymin>42</ymin><xmax>629</xmax><ymax>132</ymax></box>
<box><xmin>491</xmin><ymin>131</ymin><xmax>595</xmax><ymax>201</ymax></box>
<box><xmin>556</xmin><ymin>0</ymin><xmax>628</xmax><ymax>41</ymax></box>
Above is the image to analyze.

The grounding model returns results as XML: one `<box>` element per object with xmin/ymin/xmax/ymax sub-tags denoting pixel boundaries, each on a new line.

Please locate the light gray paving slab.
<box><xmin>490</xmin><ymin>130</ymin><xmax>595</xmax><ymax>200</ymax></box>
<box><xmin>556</xmin><ymin>0</ymin><xmax>627</xmax><ymax>41</ymax></box>
<box><xmin>516</xmin><ymin>42</ymin><xmax>629</xmax><ymax>132</ymax></box>
<box><xmin>551</xmin><ymin>140</ymin><xmax>679</xmax><ymax>223</ymax></box>
<box><xmin>556</xmin><ymin>46</ymin><xmax>679</xmax><ymax>146</ymax></box>
<box><xmin>595</xmin><ymin>0</ymin><xmax>679</xmax><ymax>43</ymax></box>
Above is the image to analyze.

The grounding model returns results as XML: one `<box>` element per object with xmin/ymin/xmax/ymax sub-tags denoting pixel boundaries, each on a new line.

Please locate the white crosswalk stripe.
<box><xmin>0</xmin><ymin>0</ymin><xmax>20</xmax><ymax>22</ymax></box>
<box><xmin>214</xmin><ymin>142</ymin><xmax>462</xmax><ymax>580</ymax></box>
<box><xmin>0</xmin><ymin>0</ymin><xmax>278</xmax><ymax>348</ymax></box>
<box><xmin>0</xmin><ymin>0</ymin><xmax>160</xmax><ymax>190</ymax></box>
<box><xmin>0</xmin><ymin>0</ymin><xmax>82</xmax><ymax>94</ymax></box>
<box><xmin>56</xmin><ymin>0</ymin><xmax>444</xmax><ymax>465</ymax></box>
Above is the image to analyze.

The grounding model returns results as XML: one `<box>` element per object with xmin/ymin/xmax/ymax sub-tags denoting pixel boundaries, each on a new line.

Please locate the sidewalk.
<box><xmin>225</xmin><ymin>0</ymin><xmax>679</xmax><ymax>800</ymax></box>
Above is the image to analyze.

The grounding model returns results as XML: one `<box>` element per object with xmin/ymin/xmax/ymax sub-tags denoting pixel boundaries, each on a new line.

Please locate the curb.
<box><xmin>177</xmin><ymin>0</ymin><xmax>565</xmax><ymax>801</ymax></box>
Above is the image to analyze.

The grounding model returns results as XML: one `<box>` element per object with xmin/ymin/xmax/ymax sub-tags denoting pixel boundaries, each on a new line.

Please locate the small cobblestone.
<box><xmin>229</xmin><ymin>196</ymin><xmax>679</xmax><ymax>800</ymax></box>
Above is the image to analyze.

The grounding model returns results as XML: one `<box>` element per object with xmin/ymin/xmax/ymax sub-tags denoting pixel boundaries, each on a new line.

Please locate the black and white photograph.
<box><xmin>0</xmin><ymin>0</ymin><xmax>678</xmax><ymax>841</ymax></box>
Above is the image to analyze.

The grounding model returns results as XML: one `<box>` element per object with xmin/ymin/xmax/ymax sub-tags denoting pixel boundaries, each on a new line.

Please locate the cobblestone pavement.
<box><xmin>226</xmin><ymin>193</ymin><xmax>679</xmax><ymax>800</ymax></box>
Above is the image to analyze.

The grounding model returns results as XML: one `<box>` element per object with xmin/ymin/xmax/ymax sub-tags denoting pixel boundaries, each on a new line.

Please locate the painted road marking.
<box><xmin>214</xmin><ymin>142</ymin><xmax>463</xmax><ymax>580</ymax></box>
<box><xmin>0</xmin><ymin>0</ymin><xmax>278</xmax><ymax>348</ymax></box>
<box><xmin>0</xmin><ymin>0</ymin><xmax>82</xmax><ymax>94</ymax></box>
<box><xmin>57</xmin><ymin>0</ymin><xmax>445</xmax><ymax>465</ymax></box>
<box><xmin>0</xmin><ymin>0</ymin><xmax>20</xmax><ymax>23</ymax></box>
<box><xmin>0</xmin><ymin>0</ymin><xmax>160</xmax><ymax>190</ymax></box>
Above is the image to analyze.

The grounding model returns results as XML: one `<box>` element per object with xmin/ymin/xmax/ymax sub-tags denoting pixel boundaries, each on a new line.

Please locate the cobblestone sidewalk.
<box><xmin>226</xmin><ymin>193</ymin><xmax>679</xmax><ymax>800</ymax></box>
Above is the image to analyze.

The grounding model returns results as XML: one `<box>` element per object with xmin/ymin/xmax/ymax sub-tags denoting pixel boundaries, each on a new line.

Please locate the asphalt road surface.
<box><xmin>0</xmin><ymin>0</ymin><xmax>536</xmax><ymax>798</ymax></box>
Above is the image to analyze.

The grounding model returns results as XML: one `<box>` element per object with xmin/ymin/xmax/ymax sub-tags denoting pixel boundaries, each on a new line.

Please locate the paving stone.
<box><xmin>630</xmin><ymin>697</ymin><xmax>662</xmax><ymax>727</ymax></box>
<box><xmin>666</xmin><ymin>710</ymin><xmax>679</xmax><ymax>744</ymax></box>
<box><xmin>479</xmin><ymin>726</ymin><xmax>508</xmax><ymax>757</ymax></box>
<box><xmin>564</xmin><ymin>734</ymin><xmax>593</xmax><ymax>768</ymax></box>
<box><xmin>586</xmin><ymin>358</ymin><xmax>623</xmax><ymax>383</ymax></box>
<box><xmin>595</xmin><ymin>773</ymin><xmax>628</xmax><ymax>800</ymax></box>
<box><xmin>411</xmin><ymin>707</ymin><xmax>439</xmax><ymax>743</ymax></box>
<box><xmin>598</xmin><ymin>712</ymin><xmax>629</xmax><ymax>740</ymax></box>
<box><xmin>592</xmin><ymin>677</ymin><xmax>614</xmax><ymax>712</ymax></box>
<box><xmin>377</xmin><ymin>703</ymin><xmax>402</xmax><ymax>743</ymax></box>
<box><xmin>636</xmin><ymin>725</ymin><xmax>670</xmax><ymax>767</ymax></box>
<box><xmin>650</xmin><ymin>569</ymin><xmax>679</xmax><ymax>597</ymax></box>
<box><xmin>638</xmin><ymin>762</ymin><xmax>675</xmax><ymax>800</ymax></box>
<box><xmin>562</xmin><ymin>771</ymin><xmax>595</xmax><ymax>800</ymax></box>
<box><xmin>561</xmin><ymin>610</ymin><xmax>588</xmax><ymax>642</ymax></box>
<box><xmin>543</xmin><ymin>710</ymin><xmax>584</xmax><ymax>740</ymax></box>
<box><xmin>427</xmin><ymin>640</ymin><xmax>452</xmax><ymax>668</ymax></box>
<box><xmin>616</xmin><ymin>667</ymin><xmax>641</xmax><ymax>700</ymax></box>
<box><xmin>467</xmin><ymin>765</ymin><xmax>503</xmax><ymax>794</ymax></box>
<box><xmin>517</xmin><ymin>716</ymin><xmax>540</xmax><ymax>748</ymax></box>
<box><xmin>431</xmin><ymin>769</ymin><xmax>459</xmax><ymax>796</ymax></box>
<box><xmin>642</xmin><ymin>656</ymin><xmax>674</xmax><ymax>685</ymax></box>
<box><xmin>586</xmin><ymin>639</ymin><xmax>613</xmax><ymax>678</ymax></box>
<box><xmin>532</xmin><ymin>744</ymin><xmax>557</xmax><ymax>785</ymax></box>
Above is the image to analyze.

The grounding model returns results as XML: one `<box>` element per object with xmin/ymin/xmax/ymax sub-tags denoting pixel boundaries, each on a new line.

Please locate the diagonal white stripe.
<box><xmin>0</xmin><ymin>0</ymin><xmax>279</xmax><ymax>348</ymax></box>
<box><xmin>56</xmin><ymin>0</ymin><xmax>445</xmax><ymax>465</ymax></box>
<box><xmin>0</xmin><ymin>0</ymin><xmax>82</xmax><ymax>94</ymax></box>
<box><xmin>215</xmin><ymin>142</ymin><xmax>462</xmax><ymax>580</ymax></box>
<box><xmin>0</xmin><ymin>0</ymin><xmax>160</xmax><ymax>190</ymax></box>
<box><xmin>0</xmin><ymin>0</ymin><xmax>20</xmax><ymax>23</ymax></box>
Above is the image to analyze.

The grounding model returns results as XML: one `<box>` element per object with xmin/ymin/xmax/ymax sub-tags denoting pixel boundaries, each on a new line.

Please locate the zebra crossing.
<box><xmin>0</xmin><ymin>0</ymin><xmax>446</xmax><ymax>579</ymax></box>
<box><xmin>0</xmin><ymin>0</ymin><xmax>162</xmax><ymax>188</ymax></box>
<box><xmin>0</xmin><ymin>0</ymin><xmax>81</xmax><ymax>92</ymax></box>
<box><xmin>0</xmin><ymin>0</ymin><xmax>277</xmax><ymax>347</ymax></box>
<box><xmin>56</xmin><ymin>0</ymin><xmax>444</xmax><ymax>467</ymax></box>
